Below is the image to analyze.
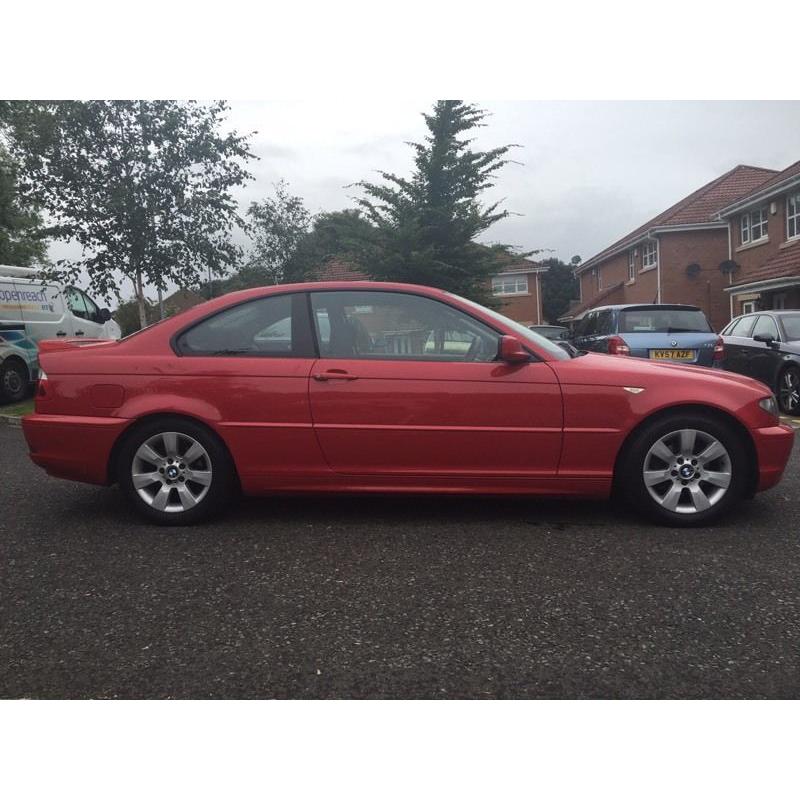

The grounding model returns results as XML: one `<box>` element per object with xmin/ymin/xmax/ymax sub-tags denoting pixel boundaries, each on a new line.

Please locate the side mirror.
<box><xmin>753</xmin><ymin>333</ymin><xmax>779</xmax><ymax>348</ymax></box>
<box><xmin>98</xmin><ymin>308</ymin><xmax>112</xmax><ymax>323</ymax></box>
<box><xmin>499</xmin><ymin>335</ymin><xmax>530</xmax><ymax>363</ymax></box>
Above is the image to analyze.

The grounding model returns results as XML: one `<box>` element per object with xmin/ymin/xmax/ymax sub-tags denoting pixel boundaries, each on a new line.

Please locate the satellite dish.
<box><xmin>686</xmin><ymin>263</ymin><xmax>701</xmax><ymax>277</ymax></box>
<box><xmin>719</xmin><ymin>259</ymin><xmax>738</xmax><ymax>274</ymax></box>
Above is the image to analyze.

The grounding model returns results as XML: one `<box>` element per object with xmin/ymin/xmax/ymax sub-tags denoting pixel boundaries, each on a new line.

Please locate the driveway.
<box><xmin>1</xmin><ymin>424</ymin><xmax>799</xmax><ymax>698</ymax></box>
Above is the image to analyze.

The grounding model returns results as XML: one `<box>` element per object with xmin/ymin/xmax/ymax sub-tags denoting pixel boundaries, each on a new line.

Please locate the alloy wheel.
<box><xmin>131</xmin><ymin>431</ymin><xmax>213</xmax><ymax>513</ymax></box>
<box><xmin>642</xmin><ymin>428</ymin><xmax>732</xmax><ymax>515</ymax></box>
<box><xmin>779</xmin><ymin>369</ymin><xmax>800</xmax><ymax>414</ymax></box>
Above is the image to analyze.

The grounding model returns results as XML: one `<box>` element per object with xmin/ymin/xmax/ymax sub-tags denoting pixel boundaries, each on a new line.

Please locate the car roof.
<box><xmin>576</xmin><ymin>303</ymin><xmax>703</xmax><ymax>319</ymax></box>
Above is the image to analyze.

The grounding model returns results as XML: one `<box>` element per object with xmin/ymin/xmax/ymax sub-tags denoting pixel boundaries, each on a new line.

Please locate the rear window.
<box><xmin>619</xmin><ymin>308</ymin><xmax>711</xmax><ymax>334</ymax></box>
<box><xmin>780</xmin><ymin>314</ymin><xmax>800</xmax><ymax>341</ymax></box>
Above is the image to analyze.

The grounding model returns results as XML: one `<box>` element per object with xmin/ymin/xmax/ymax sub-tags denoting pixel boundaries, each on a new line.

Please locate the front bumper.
<box><xmin>22</xmin><ymin>413</ymin><xmax>130</xmax><ymax>485</ymax></box>
<box><xmin>752</xmin><ymin>423</ymin><xmax>795</xmax><ymax>492</ymax></box>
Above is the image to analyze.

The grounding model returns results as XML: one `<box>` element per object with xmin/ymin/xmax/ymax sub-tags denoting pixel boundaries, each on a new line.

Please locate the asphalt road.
<box><xmin>2</xmin><ymin>423</ymin><xmax>800</xmax><ymax>699</ymax></box>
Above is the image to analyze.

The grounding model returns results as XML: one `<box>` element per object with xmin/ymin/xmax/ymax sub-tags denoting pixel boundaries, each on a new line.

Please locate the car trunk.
<box><xmin>621</xmin><ymin>331</ymin><xmax>718</xmax><ymax>366</ymax></box>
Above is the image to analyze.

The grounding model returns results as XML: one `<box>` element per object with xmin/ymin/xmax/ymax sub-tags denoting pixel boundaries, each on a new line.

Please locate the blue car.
<box><xmin>570</xmin><ymin>304</ymin><xmax>723</xmax><ymax>367</ymax></box>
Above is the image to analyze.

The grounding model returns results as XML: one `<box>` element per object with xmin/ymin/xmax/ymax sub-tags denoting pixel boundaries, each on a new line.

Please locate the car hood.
<box><xmin>555</xmin><ymin>351</ymin><xmax>771</xmax><ymax>394</ymax></box>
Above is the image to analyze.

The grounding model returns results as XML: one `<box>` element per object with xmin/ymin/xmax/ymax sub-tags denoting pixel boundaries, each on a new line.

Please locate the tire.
<box><xmin>0</xmin><ymin>358</ymin><xmax>30</xmax><ymax>404</ymax></box>
<box><xmin>777</xmin><ymin>366</ymin><xmax>800</xmax><ymax>416</ymax></box>
<box><xmin>619</xmin><ymin>412</ymin><xmax>749</xmax><ymax>527</ymax></box>
<box><xmin>117</xmin><ymin>416</ymin><xmax>237</xmax><ymax>525</ymax></box>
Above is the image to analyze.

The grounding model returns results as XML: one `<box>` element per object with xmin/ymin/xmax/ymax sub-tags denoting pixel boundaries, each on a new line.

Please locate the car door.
<box><xmin>307</xmin><ymin>289</ymin><xmax>563</xmax><ymax>477</ymax></box>
<box><xmin>748</xmin><ymin>314</ymin><xmax>783</xmax><ymax>388</ymax></box>
<box><xmin>172</xmin><ymin>291</ymin><xmax>320</xmax><ymax>482</ymax></box>
<box><xmin>65</xmin><ymin>287</ymin><xmax>105</xmax><ymax>338</ymax></box>
<box><xmin>721</xmin><ymin>315</ymin><xmax>756</xmax><ymax>376</ymax></box>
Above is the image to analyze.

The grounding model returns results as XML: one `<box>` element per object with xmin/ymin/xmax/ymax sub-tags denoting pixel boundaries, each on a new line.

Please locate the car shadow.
<box><xmin>64</xmin><ymin>482</ymin><xmax>778</xmax><ymax>539</ymax></box>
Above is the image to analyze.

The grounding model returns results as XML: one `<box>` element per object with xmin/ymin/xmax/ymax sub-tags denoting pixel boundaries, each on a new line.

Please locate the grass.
<box><xmin>0</xmin><ymin>398</ymin><xmax>34</xmax><ymax>417</ymax></box>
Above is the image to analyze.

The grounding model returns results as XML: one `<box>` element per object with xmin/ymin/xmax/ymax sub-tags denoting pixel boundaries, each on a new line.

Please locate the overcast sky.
<box><xmin>49</xmin><ymin>100</ymin><xmax>800</xmax><ymax>299</ymax></box>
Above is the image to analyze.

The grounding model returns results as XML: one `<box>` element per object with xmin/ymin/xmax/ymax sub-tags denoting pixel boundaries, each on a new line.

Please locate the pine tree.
<box><xmin>540</xmin><ymin>257</ymin><xmax>580</xmax><ymax>323</ymax></box>
<box><xmin>352</xmin><ymin>101</ymin><xmax>518</xmax><ymax>304</ymax></box>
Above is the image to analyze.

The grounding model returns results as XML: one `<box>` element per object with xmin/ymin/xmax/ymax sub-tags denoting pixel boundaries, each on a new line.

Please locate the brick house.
<box><xmin>312</xmin><ymin>256</ymin><xmax>549</xmax><ymax>326</ymax></box>
<box><xmin>562</xmin><ymin>165</ymin><xmax>777</xmax><ymax>332</ymax></box>
<box><xmin>716</xmin><ymin>159</ymin><xmax>800</xmax><ymax>317</ymax></box>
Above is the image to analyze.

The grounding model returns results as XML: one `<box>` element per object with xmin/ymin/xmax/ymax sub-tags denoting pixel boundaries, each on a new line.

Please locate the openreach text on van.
<box><xmin>0</xmin><ymin>287</ymin><xmax>49</xmax><ymax>304</ymax></box>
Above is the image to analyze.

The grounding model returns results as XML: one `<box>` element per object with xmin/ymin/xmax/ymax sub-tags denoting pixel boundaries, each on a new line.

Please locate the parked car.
<box><xmin>0</xmin><ymin>264</ymin><xmax>121</xmax><ymax>401</ymax></box>
<box><xmin>571</xmin><ymin>304</ymin><xmax>723</xmax><ymax>366</ymax></box>
<box><xmin>720</xmin><ymin>310</ymin><xmax>800</xmax><ymax>414</ymax></box>
<box><xmin>528</xmin><ymin>324</ymin><xmax>570</xmax><ymax>341</ymax></box>
<box><xmin>22</xmin><ymin>282</ymin><xmax>792</xmax><ymax>527</ymax></box>
<box><xmin>0</xmin><ymin>329</ymin><xmax>39</xmax><ymax>404</ymax></box>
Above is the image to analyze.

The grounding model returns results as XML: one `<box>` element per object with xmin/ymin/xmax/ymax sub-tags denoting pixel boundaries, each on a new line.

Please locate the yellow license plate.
<box><xmin>650</xmin><ymin>349</ymin><xmax>695</xmax><ymax>360</ymax></box>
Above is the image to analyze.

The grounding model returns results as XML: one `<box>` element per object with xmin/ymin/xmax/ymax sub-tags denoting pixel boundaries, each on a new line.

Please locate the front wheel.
<box><xmin>0</xmin><ymin>358</ymin><xmax>30</xmax><ymax>404</ymax></box>
<box><xmin>118</xmin><ymin>417</ymin><xmax>236</xmax><ymax>525</ymax></box>
<box><xmin>620</xmin><ymin>413</ymin><xmax>748</xmax><ymax>526</ymax></box>
<box><xmin>777</xmin><ymin>366</ymin><xmax>800</xmax><ymax>415</ymax></box>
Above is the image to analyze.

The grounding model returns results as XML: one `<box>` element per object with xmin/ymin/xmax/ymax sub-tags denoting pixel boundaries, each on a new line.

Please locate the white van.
<box><xmin>0</xmin><ymin>265</ymin><xmax>121</xmax><ymax>403</ymax></box>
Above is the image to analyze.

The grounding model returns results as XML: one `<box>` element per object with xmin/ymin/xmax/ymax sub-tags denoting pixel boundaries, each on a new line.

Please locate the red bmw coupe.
<box><xmin>22</xmin><ymin>282</ymin><xmax>794</xmax><ymax>526</ymax></box>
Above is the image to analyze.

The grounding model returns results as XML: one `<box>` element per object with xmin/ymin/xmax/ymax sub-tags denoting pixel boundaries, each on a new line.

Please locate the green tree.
<box><xmin>113</xmin><ymin>295</ymin><xmax>156</xmax><ymax>337</ymax></box>
<box><xmin>0</xmin><ymin>144</ymin><xmax>48</xmax><ymax>266</ymax></box>
<box><xmin>350</xmin><ymin>100</ymin><xmax>519</xmax><ymax>304</ymax></box>
<box><xmin>1</xmin><ymin>101</ymin><xmax>254</xmax><ymax>327</ymax></box>
<box><xmin>286</xmin><ymin>209</ymin><xmax>374</xmax><ymax>281</ymax></box>
<box><xmin>244</xmin><ymin>180</ymin><xmax>312</xmax><ymax>285</ymax></box>
<box><xmin>540</xmin><ymin>257</ymin><xmax>580</xmax><ymax>323</ymax></box>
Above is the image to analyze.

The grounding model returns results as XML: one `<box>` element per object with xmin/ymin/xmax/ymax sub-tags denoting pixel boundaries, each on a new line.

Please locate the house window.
<box><xmin>788</xmin><ymin>192</ymin><xmax>800</xmax><ymax>240</ymax></box>
<box><xmin>741</xmin><ymin>300</ymin><xmax>757</xmax><ymax>315</ymax></box>
<box><xmin>628</xmin><ymin>249</ymin><xmax>636</xmax><ymax>282</ymax></box>
<box><xmin>773</xmin><ymin>293</ymin><xmax>787</xmax><ymax>310</ymax></box>
<box><xmin>741</xmin><ymin>206</ymin><xmax>769</xmax><ymax>244</ymax></box>
<box><xmin>642</xmin><ymin>241</ymin><xmax>657</xmax><ymax>269</ymax></box>
<box><xmin>491</xmin><ymin>275</ymin><xmax>528</xmax><ymax>296</ymax></box>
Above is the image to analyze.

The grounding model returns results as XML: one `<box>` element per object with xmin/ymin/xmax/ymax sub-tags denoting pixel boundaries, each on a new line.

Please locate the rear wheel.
<box><xmin>620</xmin><ymin>413</ymin><xmax>748</xmax><ymax>526</ymax></box>
<box><xmin>118</xmin><ymin>417</ymin><xmax>236</xmax><ymax>525</ymax></box>
<box><xmin>0</xmin><ymin>358</ymin><xmax>30</xmax><ymax>404</ymax></box>
<box><xmin>777</xmin><ymin>366</ymin><xmax>800</xmax><ymax>415</ymax></box>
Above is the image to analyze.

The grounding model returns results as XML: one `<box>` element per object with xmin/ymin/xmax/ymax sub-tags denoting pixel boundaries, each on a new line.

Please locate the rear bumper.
<box><xmin>22</xmin><ymin>413</ymin><xmax>130</xmax><ymax>485</ymax></box>
<box><xmin>752</xmin><ymin>423</ymin><xmax>795</xmax><ymax>492</ymax></box>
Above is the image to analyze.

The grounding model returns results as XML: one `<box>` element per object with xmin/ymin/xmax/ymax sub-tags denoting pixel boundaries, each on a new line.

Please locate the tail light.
<box><xmin>37</xmin><ymin>369</ymin><xmax>49</xmax><ymax>398</ymax></box>
<box><xmin>607</xmin><ymin>336</ymin><xmax>630</xmax><ymax>356</ymax></box>
<box><xmin>713</xmin><ymin>336</ymin><xmax>724</xmax><ymax>362</ymax></box>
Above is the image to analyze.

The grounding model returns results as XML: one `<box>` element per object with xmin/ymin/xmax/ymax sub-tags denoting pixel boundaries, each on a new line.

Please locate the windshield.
<box><xmin>449</xmin><ymin>294</ymin><xmax>571</xmax><ymax>360</ymax></box>
<box><xmin>619</xmin><ymin>308</ymin><xmax>711</xmax><ymax>334</ymax></box>
<box><xmin>780</xmin><ymin>314</ymin><xmax>800</xmax><ymax>342</ymax></box>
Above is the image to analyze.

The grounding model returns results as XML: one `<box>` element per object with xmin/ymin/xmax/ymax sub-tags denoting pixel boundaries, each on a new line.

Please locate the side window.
<box><xmin>81</xmin><ymin>290</ymin><xmax>100</xmax><ymax>322</ymax></box>
<box><xmin>751</xmin><ymin>315</ymin><xmax>780</xmax><ymax>341</ymax></box>
<box><xmin>596</xmin><ymin>310</ymin><xmax>614</xmax><ymax>335</ymax></box>
<box><xmin>309</xmin><ymin>291</ymin><xmax>500</xmax><ymax>362</ymax></box>
<box><xmin>727</xmin><ymin>316</ymin><xmax>756</xmax><ymax>338</ymax></box>
<box><xmin>578</xmin><ymin>312</ymin><xmax>596</xmax><ymax>337</ymax></box>
<box><xmin>65</xmin><ymin>287</ymin><xmax>89</xmax><ymax>320</ymax></box>
<box><xmin>175</xmin><ymin>293</ymin><xmax>311</xmax><ymax>356</ymax></box>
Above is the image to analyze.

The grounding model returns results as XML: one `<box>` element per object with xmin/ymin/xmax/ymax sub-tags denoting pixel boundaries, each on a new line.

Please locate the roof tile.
<box><xmin>580</xmin><ymin>165</ymin><xmax>778</xmax><ymax>270</ymax></box>
<box><xmin>731</xmin><ymin>242</ymin><xmax>800</xmax><ymax>287</ymax></box>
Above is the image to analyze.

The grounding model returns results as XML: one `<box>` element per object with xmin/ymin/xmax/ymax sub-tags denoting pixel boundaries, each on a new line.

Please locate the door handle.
<box><xmin>75</xmin><ymin>330</ymin><xmax>85</xmax><ymax>336</ymax></box>
<box><xmin>56</xmin><ymin>330</ymin><xmax>67</xmax><ymax>337</ymax></box>
<box><xmin>313</xmin><ymin>370</ymin><xmax>358</xmax><ymax>381</ymax></box>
